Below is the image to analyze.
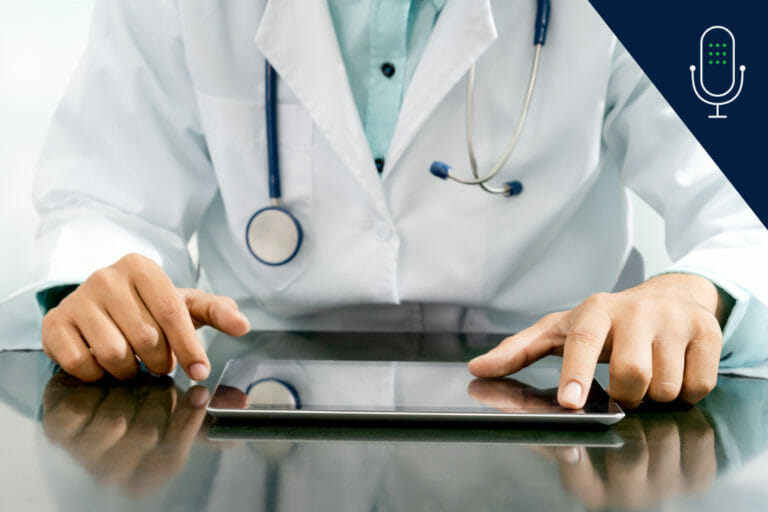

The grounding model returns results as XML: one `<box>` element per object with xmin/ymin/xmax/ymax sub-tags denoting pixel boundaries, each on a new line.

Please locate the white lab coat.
<box><xmin>33</xmin><ymin>1</ymin><xmax>768</xmax><ymax>336</ymax></box>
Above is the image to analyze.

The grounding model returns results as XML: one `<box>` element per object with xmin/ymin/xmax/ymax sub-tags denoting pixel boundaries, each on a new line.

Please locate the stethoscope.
<box><xmin>245</xmin><ymin>61</ymin><xmax>304</xmax><ymax>266</ymax></box>
<box><xmin>246</xmin><ymin>378</ymin><xmax>301</xmax><ymax>409</ymax></box>
<box><xmin>430</xmin><ymin>0</ymin><xmax>550</xmax><ymax>197</ymax></box>
<box><xmin>246</xmin><ymin>0</ymin><xmax>551</xmax><ymax>265</ymax></box>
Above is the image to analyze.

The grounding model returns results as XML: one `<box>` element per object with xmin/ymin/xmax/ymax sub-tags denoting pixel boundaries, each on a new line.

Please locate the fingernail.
<box><xmin>562</xmin><ymin>381</ymin><xmax>583</xmax><ymax>406</ymax></box>
<box><xmin>560</xmin><ymin>446</ymin><xmax>581</xmax><ymax>465</ymax></box>
<box><xmin>189</xmin><ymin>387</ymin><xmax>210</xmax><ymax>407</ymax></box>
<box><xmin>189</xmin><ymin>363</ymin><xmax>210</xmax><ymax>381</ymax></box>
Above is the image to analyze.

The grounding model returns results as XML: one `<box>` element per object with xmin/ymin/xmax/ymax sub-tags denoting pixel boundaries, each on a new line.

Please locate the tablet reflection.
<box><xmin>38</xmin><ymin>365</ymin><xmax>721</xmax><ymax>511</ymax></box>
<box><xmin>205</xmin><ymin>406</ymin><xmax>717</xmax><ymax>511</ymax></box>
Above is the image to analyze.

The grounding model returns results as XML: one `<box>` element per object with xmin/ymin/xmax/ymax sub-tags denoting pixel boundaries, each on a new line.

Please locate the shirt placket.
<box><xmin>366</xmin><ymin>0</ymin><xmax>412</xmax><ymax>174</ymax></box>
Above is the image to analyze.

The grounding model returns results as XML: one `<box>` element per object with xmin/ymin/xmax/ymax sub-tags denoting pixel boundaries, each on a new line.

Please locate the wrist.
<box><xmin>645</xmin><ymin>273</ymin><xmax>725</xmax><ymax>324</ymax></box>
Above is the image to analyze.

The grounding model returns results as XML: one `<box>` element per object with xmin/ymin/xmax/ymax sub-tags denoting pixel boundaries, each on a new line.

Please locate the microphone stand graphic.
<box><xmin>690</xmin><ymin>25</ymin><xmax>745</xmax><ymax>119</ymax></box>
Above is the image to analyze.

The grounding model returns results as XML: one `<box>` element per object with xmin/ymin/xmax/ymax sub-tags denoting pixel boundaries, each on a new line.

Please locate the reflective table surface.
<box><xmin>1</xmin><ymin>330</ymin><xmax>767</xmax><ymax>512</ymax></box>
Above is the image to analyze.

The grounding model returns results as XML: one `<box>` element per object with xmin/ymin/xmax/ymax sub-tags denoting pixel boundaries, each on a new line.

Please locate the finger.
<box><xmin>105</xmin><ymin>286</ymin><xmax>174</xmax><ymax>375</ymax></box>
<box><xmin>132</xmin><ymin>263</ymin><xmax>210</xmax><ymax>381</ymax></box>
<box><xmin>605</xmin><ymin>426</ymin><xmax>650</xmax><ymax>508</ymax></box>
<box><xmin>163</xmin><ymin>386</ymin><xmax>210</xmax><ymax>446</ymax></box>
<box><xmin>680</xmin><ymin>317</ymin><xmax>721</xmax><ymax>404</ymax></box>
<box><xmin>42</xmin><ymin>313</ymin><xmax>104</xmax><ymax>382</ymax></box>
<box><xmin>77</xmin><ymin>306</ymin><xmax>139</xmax><ymax>380</ymax></box>
<box><xmin>645</xmin><ymin>420</ymin><xmax>683</xmax><ymax>500</ymax></box>
<box><xmin>42</xmin><ymin>372</ymin><xmax>83</xmax><ymax>414</ymax></box>
<box><xmin>208</xmin><ymin>385</ymin><xmax>248</xmax><ymax>409</ymax></box>
<box><xmin>679</xmin><ymin>409</ymin><xmax>717</xmax><ymax>493</ymax></box>
<box><xmin>646</xmin><ymin>334</ymin><xmax>686</xmax><ymax>403</ymax></box>
<box><xmin>180</xmin><ymin>289</ymin><xmax>250</xmax><ymax>336</ymax></box>
<box><xmin>607</xmin><ymin>322</ymin><xmax>653</xmax><ymax>409</ymax></box>
<box><xmin>468</xmin><ymin>312</ymin><xmax>565</xmax><ymax>377</ymax></box>
<box><xmin>95</xmin><ymin>431</ymin><xmax>157</xmax><ymax>488</ymax></box>
<box><xmin>42</xmin><ymin>382</ymin><xmax>105</xmax><ymax>445</ymax></box>
<box><xmin>131</xmin><ymin>386</ymin><xmax>209</xmax><ymax>491</ymax></box>
<box><xmin>558</xmin><ymin>304</ymin><xmax>612</xmax><ymax>409</ymax></box>
<box><xmin>69</xmin><ymin>388</ymin><xmax>135</xmax><ymax>472</ymax></box>
<box><xmin>92</xmin><ymin>388</ymin><xmax>167</xmax><ymax>488</ymax></box>
<box><xmin>554</xmin><ymin>446</ymin><xmax>607</xmax><ymax>510</ymax></box>
<box><xmin>130</xmin><ymin>384</ymin><xmax>176</xmax><ymax>438</ymax></box>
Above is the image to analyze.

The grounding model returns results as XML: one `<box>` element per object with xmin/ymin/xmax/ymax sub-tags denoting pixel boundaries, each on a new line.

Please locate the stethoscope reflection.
<box><xmin>40</xmin><ymin>371</ymin><xmax>210</xmax><ymax>496</ymax></box>
<box><xmin>209</xmin><ymin>379</ymin><xmax>300</xmax><ymax>411</ymax></box>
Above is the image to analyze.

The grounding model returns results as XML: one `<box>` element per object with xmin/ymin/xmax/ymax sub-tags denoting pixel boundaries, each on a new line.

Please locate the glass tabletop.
<box><xmin>1</xmin><ymin>330</ymin><xmax>767</xmax><ymax>511</ymax></box>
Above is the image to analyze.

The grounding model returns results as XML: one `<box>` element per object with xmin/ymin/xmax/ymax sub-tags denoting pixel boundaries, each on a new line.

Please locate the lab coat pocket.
<box><xmin>195</xmin><ymin>90</ymin><xmax>314</xmax><ymax>291</ymax></box>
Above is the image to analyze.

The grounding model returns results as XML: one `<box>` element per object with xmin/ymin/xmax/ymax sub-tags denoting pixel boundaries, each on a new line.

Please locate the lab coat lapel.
<box><xmin>254</xmin><ymin>0</ymin><xmax>386</xmax><ymax>211</ymax></box>
<box><xmin>384</xmin><ymin>0</ymin><xmax>497</xmax><ymax>176</ymax></box>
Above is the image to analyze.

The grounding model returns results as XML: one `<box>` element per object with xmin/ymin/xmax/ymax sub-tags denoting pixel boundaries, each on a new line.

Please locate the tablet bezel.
<box><xmin>206</xmin><ymin>359</ymin><xmax>625</xmax><ymax>426</ymax></box>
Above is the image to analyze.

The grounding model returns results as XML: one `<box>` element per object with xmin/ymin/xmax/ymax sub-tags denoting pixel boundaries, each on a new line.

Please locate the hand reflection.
<box><xmin>548</xmin><ymin>409</ymin><xmax>716</xmax><ymax>510</ymax></box>
<box><xmin>42</xmin><ymin>371</ymin><xmax>209</xmax><ymax>496</ymax></box>
<box><xmin>467</xmin><ymin>378</ymin><xmax>558</xmax><ymax>412</ymax></box>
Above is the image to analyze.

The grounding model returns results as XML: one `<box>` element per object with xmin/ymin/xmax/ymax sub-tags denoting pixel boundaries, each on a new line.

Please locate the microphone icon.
<box><xmin>690</xmin><ymin>26</ymin><xmax>745</xmax><ymax>119</ymax></box>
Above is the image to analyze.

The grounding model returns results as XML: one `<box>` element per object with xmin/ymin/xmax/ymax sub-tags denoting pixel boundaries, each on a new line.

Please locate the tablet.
<box><xmin>207</xmin><ymin>359</ymin><xmax>625</xmax><ymax>425</ymax></box>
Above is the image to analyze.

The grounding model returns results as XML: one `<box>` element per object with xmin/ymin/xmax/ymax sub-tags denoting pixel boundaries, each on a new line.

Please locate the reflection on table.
<box><xmin>0</xmin><ymin>331</ymin><xmax>766</xmax><ymax>511</ymax></box>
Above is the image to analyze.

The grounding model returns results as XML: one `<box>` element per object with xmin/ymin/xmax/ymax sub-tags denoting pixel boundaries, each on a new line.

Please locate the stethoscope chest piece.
<box><xmin>246</xmin><ymin>378</ymin><xmax>300</xmax><ymax>409</ymax></box>
<box><xmin>246</xmin><ymin>206</ymin><xmax>303</xmax><ymax>266</ymax></box>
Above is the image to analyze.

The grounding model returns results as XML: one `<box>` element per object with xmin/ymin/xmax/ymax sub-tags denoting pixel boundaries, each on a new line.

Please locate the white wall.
<box><xmin>0</xmin><ymin>0</ymin><xmax>96</xmax><ymax>299</ymax></box>
<box><xmin>631</xmin><ymin>190</ymin><xmax>672</xmax><ymax>275</ymax></box>
<box><xmin>0</xmin><ymin>1</ymin><xmax>671</xmax><ymax>301</ymax></box>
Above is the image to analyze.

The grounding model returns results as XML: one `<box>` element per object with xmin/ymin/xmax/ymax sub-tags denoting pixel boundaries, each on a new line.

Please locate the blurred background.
<box><xmin>0</xmin><ymin>3</ymin><xmax>95</xmax><ymax>505</ymax></box>
<box><xmin>0</xmin><ymin>0</ymin><xmax>671</xmax><ymax>302</ymax></box>
<box><xmin>0</xmin><ymin>0</ymin><xmax>96</xmax><ymax>299</ymax></box>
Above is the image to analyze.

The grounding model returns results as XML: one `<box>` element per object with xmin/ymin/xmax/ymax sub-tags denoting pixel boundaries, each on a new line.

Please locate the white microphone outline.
<box><xmin>690</xmin><ymin>25</ymin><xmax>746</xmax><ymax>119</ymax></box>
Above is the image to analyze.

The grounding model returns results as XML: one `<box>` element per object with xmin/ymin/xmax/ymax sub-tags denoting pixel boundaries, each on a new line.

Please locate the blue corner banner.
<box><xmin>588</xmin><ymin>1</ymin><xmax>768</xmax><ymax>225</ymax></box>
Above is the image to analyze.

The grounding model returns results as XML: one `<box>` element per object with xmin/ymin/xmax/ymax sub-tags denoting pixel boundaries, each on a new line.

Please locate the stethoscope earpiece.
<box><xmin>504</xmin><ymin>181</ymin><xmax>524</xmax><ymax>197</ymax></box>
<box><xmin>429</xmin><ymin>161</ymin><xmax>452</xmax><ymax>180</ymax></box>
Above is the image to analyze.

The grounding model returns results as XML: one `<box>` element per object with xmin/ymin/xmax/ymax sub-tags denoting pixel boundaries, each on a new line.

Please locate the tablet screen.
<box><xmin>208</xmin><ymin>359</ymin><xmax>619</xmax><ymax>417</ymax></box>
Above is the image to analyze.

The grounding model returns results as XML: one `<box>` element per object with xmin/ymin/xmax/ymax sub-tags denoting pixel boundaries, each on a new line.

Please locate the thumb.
<box><xmin>179</xmin><ymin>289</ymin><xmax>250</xmax><ymax>336</ymax></box>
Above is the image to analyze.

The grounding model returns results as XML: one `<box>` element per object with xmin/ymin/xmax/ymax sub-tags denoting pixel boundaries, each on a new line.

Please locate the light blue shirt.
<box><xmin>327</xmin><ymin>0</ymin><xmax>446</xmax><ymax>172</ymax></box>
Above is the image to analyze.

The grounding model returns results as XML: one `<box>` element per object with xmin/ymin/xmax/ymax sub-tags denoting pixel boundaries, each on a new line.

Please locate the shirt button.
<box><xmin>374</xmin><ymin>221</ymin><xmax>390</xmax><ymax>240</ymax></box>
<box><xmin>381</xmin><ymin>62</ymin><xmax>395</xmax><ymax>78</ymax></box>
<box><xmin>374</xmin><ymin>158</ymin><xmax>385</xmax><ymax>173</ymax></box>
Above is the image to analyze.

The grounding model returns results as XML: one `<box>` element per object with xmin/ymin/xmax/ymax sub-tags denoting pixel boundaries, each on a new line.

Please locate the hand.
<box><xmin>469</xmin><ymin>274</ymin><xmax>725</xmax><ymax>409</ymax></box>
<box><xmin>42</xmin><ymin>253</ymin><xmax>250</xmax><ymax>381</ymax></box>
<box><xmin>546</xmin><ymin>409</ymin><xmax>717</xmax><ymax>509</ymax></box>
<box><xmin>42</xmin><ymin>371</ymin><xmax>210</xmax><ymax>495</ymax></box>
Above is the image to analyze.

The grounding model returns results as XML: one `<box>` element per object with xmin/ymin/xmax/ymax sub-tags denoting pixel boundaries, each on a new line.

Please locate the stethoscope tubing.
<box><xmin>265</xmin><ymin>60</ymin><xmax>282</xmax><ymax>202</ymax></box>
<box><xmin>431</xmin><ymin>0</ymin><xmax>550</xmax><ymax>197</ymax></box>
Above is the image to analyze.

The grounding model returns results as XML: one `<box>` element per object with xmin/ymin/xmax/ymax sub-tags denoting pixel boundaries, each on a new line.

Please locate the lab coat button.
<box><xmin>374</xmin><ymin>221</ymin><xmax>390</xmax><ymax>240</ymax></box>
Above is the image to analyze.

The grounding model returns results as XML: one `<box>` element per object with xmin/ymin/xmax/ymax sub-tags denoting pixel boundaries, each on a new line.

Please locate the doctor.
<box><xmin>34</xmin><ymin>0</ymin><xmax>768</xmax><ymax>409</ymax></box>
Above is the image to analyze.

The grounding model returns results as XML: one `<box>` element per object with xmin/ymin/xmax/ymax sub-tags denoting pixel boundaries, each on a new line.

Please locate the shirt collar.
<box><xmin>429</xmin><ymin>0</ymin><xmax>448</xmax><ymax>12</ymax></box>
